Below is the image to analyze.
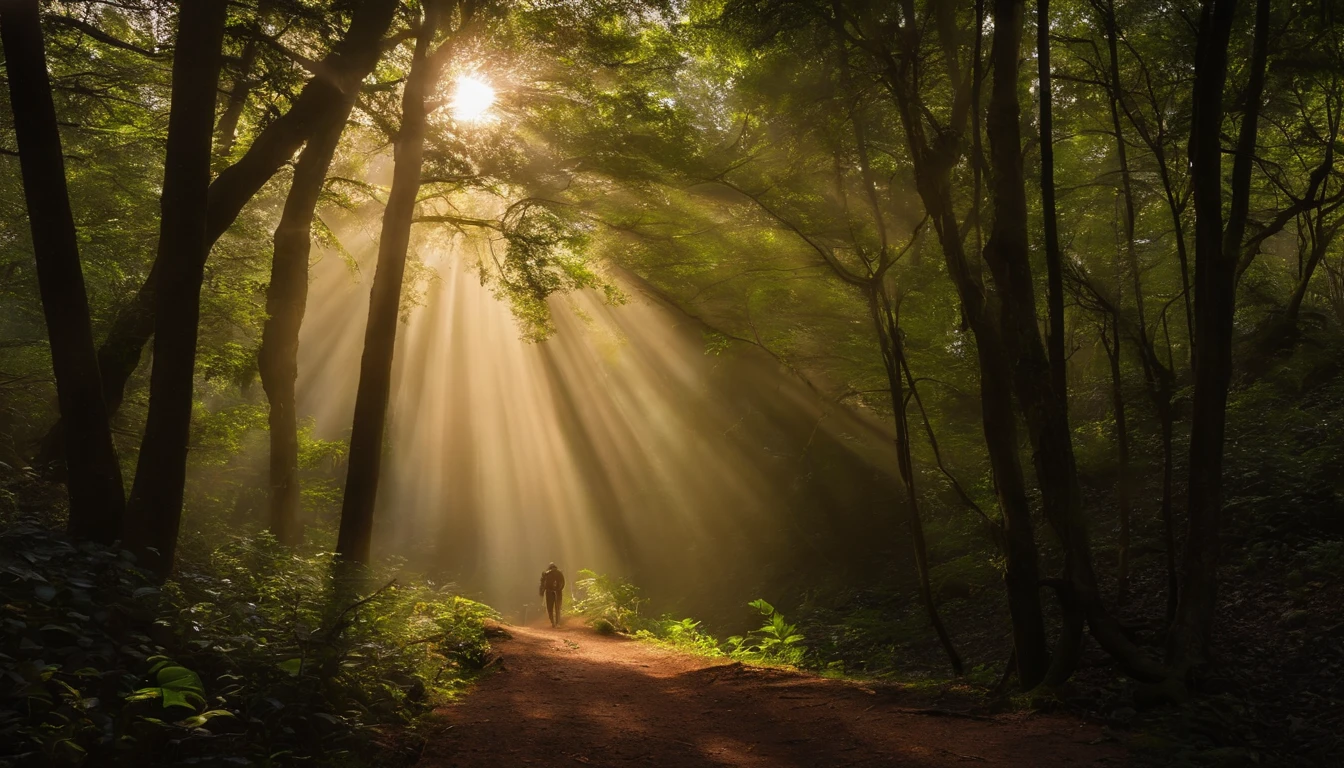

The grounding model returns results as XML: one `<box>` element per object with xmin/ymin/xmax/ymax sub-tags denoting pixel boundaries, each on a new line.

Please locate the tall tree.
<box><xmin>33</xmin><ymin>0</ymin><xmax>400</xmax><ymax>466</ymax></box>
<box><xmin>257</xmin><ymin>87</ymin><xmax>362</xmax><ymax>545</ymax></box>
<box><xmin>122</xmin><ymin>0</ymin><xmax>230</xmax><ymax>577</ymax></box>
<box><xmin>0</xmin><ymin>0</ymin><xmax>126</xmax><ymax>543</ymax></box>
<box><xmin>1171</xmin><ymin>0</ymin><xmax>1270</xmax><ymax>672</ymax></box>
<box><xmin>984</xmin><ymin>0</ymin><xmax>1166</xmax><ymax>684</ymax></box>
<box><xmin>1037</xmin><ymin>0</ymin><xmax>1067</xmax><ymax>402</ymax></box>
<box><xmin>830</xmin><ymin>0</ymin><xmax>1052</xmax><ymax>688</ymax></box>
<box><xmin>1093</xmin><ymin>0</ymin><xmax>1178</xmax><ymax>617</ymax></box>
<box><xmin>338</xmin><ymin>0</ymin><xmax>463</xmax><ymax>564</ymax></box>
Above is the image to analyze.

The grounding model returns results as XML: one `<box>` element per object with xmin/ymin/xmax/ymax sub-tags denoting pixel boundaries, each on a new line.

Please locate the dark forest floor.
<box><xmin>784</xmin><ymin>524</ymin><xmax>1344</xmax><ymax>767</ymax></box>
<box><xmin>415</xmin><ymin>622</ymin><xmax>1125</xmax><ymax>767</ymax></box>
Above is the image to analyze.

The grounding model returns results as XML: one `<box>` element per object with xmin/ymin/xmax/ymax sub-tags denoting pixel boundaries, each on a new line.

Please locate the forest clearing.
<box><xmin>4</xmin><ymin>0</ymin><xmax>1344</xmax><ymax>765</ymax></box>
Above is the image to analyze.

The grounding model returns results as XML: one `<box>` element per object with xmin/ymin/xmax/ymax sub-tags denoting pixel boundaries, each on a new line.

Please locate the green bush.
<box><xmin>571</xmin><ymin>568</ymin><xmax>646</xmax><ymax>632</ymax></box>
<box><xmin>0</xmin><ymin>518</ymin><xmax>495</xmax><ymax>766</ymax></box>
<box><xmin>725</xmin><ymin>599</ymin><xmax>807</xmax><ymax>666</ymax></box>
<box><xmin>571</xmin><ymin>571</ymin><xmax>807</xmax><ymax>666</ymax></box>
<box><xmin>634</xmin><ymin>616</ymin><xmax>725</xmax><ymax>657</ymax></box>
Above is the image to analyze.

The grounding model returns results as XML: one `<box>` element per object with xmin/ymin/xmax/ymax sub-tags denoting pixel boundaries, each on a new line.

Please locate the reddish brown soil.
<box><xmin>416</xmin><ymin>623</ymin><xmax>1128</xmax><ymax>767</ymax></box>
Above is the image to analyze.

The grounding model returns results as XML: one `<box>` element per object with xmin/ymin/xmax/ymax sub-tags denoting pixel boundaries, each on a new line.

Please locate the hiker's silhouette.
<box><xmin>538</xmin><ymin>563</ymin><xmax>565</xmax><ymax>627</ymax></box>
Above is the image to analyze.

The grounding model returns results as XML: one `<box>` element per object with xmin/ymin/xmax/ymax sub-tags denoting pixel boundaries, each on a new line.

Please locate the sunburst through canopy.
<box><xmin>450</xmin><ymin>75</ymin><xmax>495</xmax><ymax>123</ymax></box>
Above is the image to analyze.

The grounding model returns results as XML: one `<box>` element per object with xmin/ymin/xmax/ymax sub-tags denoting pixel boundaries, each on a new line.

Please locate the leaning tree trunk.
<box><xmin>258</xmin><ymin>95</ymin><xmax>360</xmax><ymax>546</ymax></box>
<box><xmin>834</xmin><ymin>36</ymin><xmax>963</xmax><ymax>675</ymax></box>
<box><xmin>1170</xmin><ymin>0</ymin><xmax>1268</xmax><ymax>673</ymax></box>
<box><xmin>871</xmin><ymin>287</ymin><xmax>963</xmax><ymax>676</ymax></box>
<box><xmin>31</xmin><ymin>0</ymin><xmax>400</xmax><ymax>467</ymax></box>
<box><xmin>337</xmin><ymin>0</ymin><xmax>451</xmax><ymax>565</ymax></box>
<box><xmin>986</xmin><ymin>0</ymin><xmax>1085</xmax><ymax>684</ymax></box>
<box><xmin>1283</xmin><ymin>212</ymin><xmax>1337</xmax><ymax>329</ymax></box>
<box><xmin>1271</xmin><ymin>172</ymin><xmax>1340</xmax><ymax>351</ymax></box>
<box><xmin>933</xmin><ymin>199</ymin><xmax>1051</xmax><ymax>689</ymax></box>
<box><xmin>0</xmin><ymin>0</ymin><xmax>126</xmax><ymax>543</ymax></box>
<box><xmin>214</xmin><ymin>37</ymin><xmax>259</xmax><ymax>160</ymax></box>
<box><xmin>122</xmin><ymin>0</ymin><xmax>230</xmax><ymax>578</ymax></box>
<box><xmin>1156</xmin><ymin>390</ymin><xmax>1178</xmax><ymax>620</ymax></box>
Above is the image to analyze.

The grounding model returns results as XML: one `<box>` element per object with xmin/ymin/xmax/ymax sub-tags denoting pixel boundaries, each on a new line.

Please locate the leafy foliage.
<box><xmin>0</xmin><ymin>516</ymin><xmax>494</xmax><ymax>766</ymax></box>
<box><xmin>573</xmin><ymin>571</ymin><xmax>808</xmax><ymax>665</ymax></box>
<box><xmin>571</xmin><ymin>568</ymin><xmax>646</xmax><ymax>632</ymax></box>
<box><xmin>724</xmin><ymin>599</ymin><xmax>807</xmax><ymax>666</ymax></box>
<box><xmin>634</xmin><ymin>616</ymin><xmax>725</xmax><ymax>657</ymax></box>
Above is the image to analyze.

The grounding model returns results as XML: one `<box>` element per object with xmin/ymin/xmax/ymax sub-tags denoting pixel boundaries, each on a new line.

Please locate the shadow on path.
<box><xmin>416</xmin><ymin>624</ymin><xmax>1125</xmax><ymax>767</ymax></box>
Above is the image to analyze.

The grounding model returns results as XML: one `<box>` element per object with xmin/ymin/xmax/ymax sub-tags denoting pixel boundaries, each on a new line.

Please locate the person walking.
<box><xmin>539</xmin><ymin>562</ymin><xmax>565</xmax><ymax>628</ymax></box>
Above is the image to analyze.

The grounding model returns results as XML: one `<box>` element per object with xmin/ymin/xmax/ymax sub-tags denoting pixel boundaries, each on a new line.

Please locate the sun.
<box><xmin>449</xmin><ymin>75</ymin><xmax>496</xmax><ymax>123</ymax></box>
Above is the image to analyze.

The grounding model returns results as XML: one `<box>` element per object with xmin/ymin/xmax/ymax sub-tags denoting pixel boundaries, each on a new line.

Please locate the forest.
<box><xmin>2</xmin><ymin>0</ymin><xmax>1343</xmax><ymax>765</ymax></box>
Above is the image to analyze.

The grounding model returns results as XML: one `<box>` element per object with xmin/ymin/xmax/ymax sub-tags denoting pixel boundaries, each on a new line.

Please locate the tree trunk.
<box><xmin>1158</xmin><ymin>395</ymin><xmax>1178</xmax><ymax>621</ymax></box>
<box><xmin>1097</xmin><ymin>0</ymin><xmax>1177</xmax><ymax>615</ymax></box>
<box><xmin>337</xmin><ymin>0</ymin><xmax>450</xmax><ymax>565</ymax></box>
<box><xmin>1037</xmin><ymin>0</ymin><xmax>1067</xmax><ymax>403</ymax></box>
<box><xmin>1101</xmin><ymin>317</ymin><xmax>1133</xmax><ymax>604</ymax></box>
<box><xmin>883</xmin><ymin>8</ymin><xmax>1051</xmax><ymax>689</ymax></box>
<box><xmin>31</xmin><ymin>0</ymin><xmax>400</xmax><ymax>466</ymax></box>
<box><xmin>1</xmin><ymin>0</ymin><xmax>126</xmax><ymax>543</ymax></box>
<box><xmin>985</xmin><ymin>0</ymin><xmax>1168</xmax><ymax>685</ymax></box>
<box><xmin>258</xmin><ymin>96</ymin><xmax>359</xmax><ymax>546</ymax></box>
<box><xmin>1275</xmin><ymin>161</ymin><xmax>1340</xmax><ymax>346</ymax></box>
<box><xmin>214</xmin><ymin>37</ymin><xmax>259</xmax><ymax>160</ymax></box>
<box><xmin>871</xmin><ymin>287</ymin><xmax>963</xmax><ymax>676</ymax></box>
<box><xmin>1283</xmin><ymin>215</ymin><xmax>1336</xmax><ymax>327</ymax></box>
<box><xmin>1170</xmin><ymin>0</ymin><xmax>1268</xmax><ymax>673</ymax></box>
<box><xmin>122</xmin><ymin>0</ymin><xmax>230</xmax><ymax>578</ymax></box>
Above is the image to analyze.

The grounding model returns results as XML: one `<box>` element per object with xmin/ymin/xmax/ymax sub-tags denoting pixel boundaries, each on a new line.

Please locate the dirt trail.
<box><xmin>417</xmin><ymin>623</ymin><xmax>1127</xmax><ymax>767</ymax></box>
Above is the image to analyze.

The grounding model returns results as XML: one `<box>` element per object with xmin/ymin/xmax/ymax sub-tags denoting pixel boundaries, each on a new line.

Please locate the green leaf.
<box><xmin>126</xmin><ymin>688</ymin><xmax>162</xmax><ymax>703</ymax></box>
<box><xmin>175</xmin><ymin>709</ymin><xmax>235</xmax><ymax>728</ymax></box>
<box><xmin>747</xmin><ymin>598</ymin><xmax>774</xmax><ymax>616</ymax></box>
<box><xmin>277</xmin><ymin>658</ymin><xmax>304</xmax><ymax>676</ymax></box>
<box><xmin>154</xmin><ymin>665</ymin><xmax>206</xmax><ymax>711</ymax></box>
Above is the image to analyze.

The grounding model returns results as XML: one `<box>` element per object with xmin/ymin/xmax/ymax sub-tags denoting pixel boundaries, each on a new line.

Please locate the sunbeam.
<box><xmin>294</xmin><ymin>210</ymin><xmax>904</xmax><ymax>617</ymax></box>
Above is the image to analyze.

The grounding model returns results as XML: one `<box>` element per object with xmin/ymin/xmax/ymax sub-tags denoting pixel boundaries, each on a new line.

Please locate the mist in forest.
<box><xmin>291</xmin><ymin>205</ymin><xmax>905</xmax><ymax>618</ymax></box>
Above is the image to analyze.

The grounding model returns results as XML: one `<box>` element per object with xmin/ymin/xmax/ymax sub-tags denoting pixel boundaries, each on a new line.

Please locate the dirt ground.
<box><xmin>416</xmin><ymin>623</ymin><xmax>1129</xmax><ymax>767</ymax></box>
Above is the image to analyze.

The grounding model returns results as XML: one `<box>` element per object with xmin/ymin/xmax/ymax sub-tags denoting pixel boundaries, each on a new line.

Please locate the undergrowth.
<box><xmin>0</xmin><ymin>514</ymin><xmax>496</xmax><ymax>767</ymax></box>
<box><xmin>572</xmin><ymin>569</ymin><xmax>807</xmax><ymax>666</ymax></box>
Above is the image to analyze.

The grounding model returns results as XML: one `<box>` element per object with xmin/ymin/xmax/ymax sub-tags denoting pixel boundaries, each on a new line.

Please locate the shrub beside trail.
<box><xmin>0</xmin><ymin>512</ymin><xmax>495</xmax><ymax>767</ymax></box>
